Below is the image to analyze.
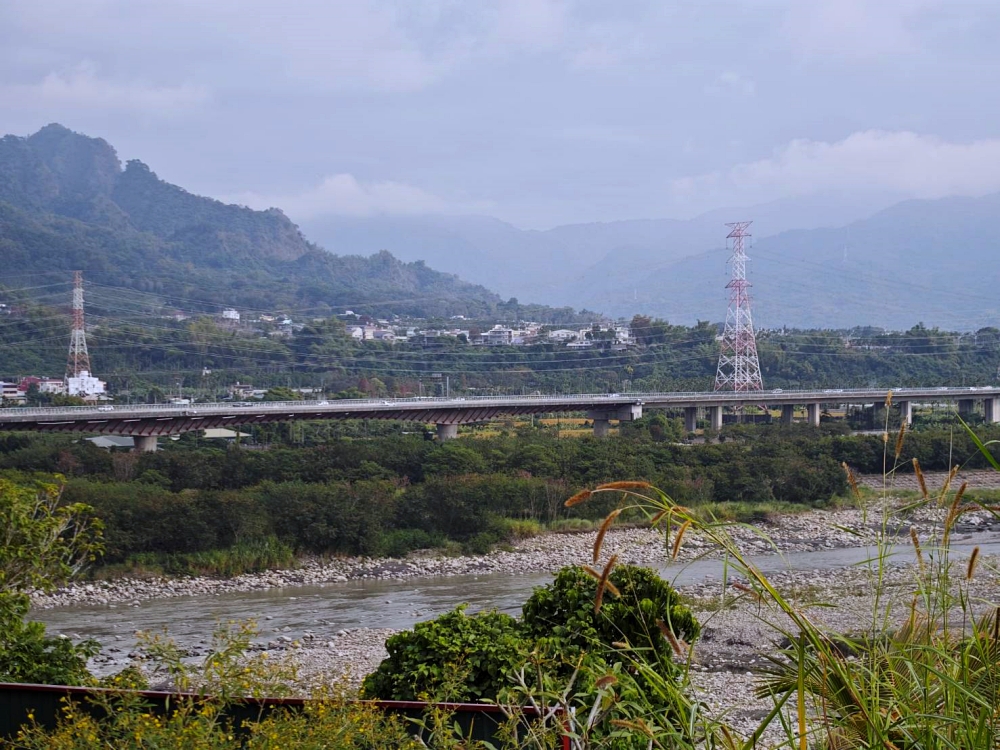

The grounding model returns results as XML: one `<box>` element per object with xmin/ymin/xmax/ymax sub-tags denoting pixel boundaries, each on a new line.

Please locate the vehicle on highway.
<box><xmin>772</xmin><ymin>388</ymin><xmax>783</xmax><ymax>394</ymax></box>
<box><xmin>97</xmin><ymin>405</ymin><xmax>114</xmax><ymax>412</ymax></box>
<box><xmin>317</xmin><ymin>401</ymin><xmax>330</xmax><ymax>406</ymax></box>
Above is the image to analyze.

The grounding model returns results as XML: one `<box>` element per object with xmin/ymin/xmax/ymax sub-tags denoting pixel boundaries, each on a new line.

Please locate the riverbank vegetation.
<box><xmin>2</xmin><ymin>418</ymin><xmax>999</xmax><ymax>577</ymax></box>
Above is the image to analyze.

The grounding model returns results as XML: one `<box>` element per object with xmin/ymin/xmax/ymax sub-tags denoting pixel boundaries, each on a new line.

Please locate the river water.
<box><xmin>34</xmin><ymin>532</ymin><xmax>1000</xmax><ymax>663</ymax></box>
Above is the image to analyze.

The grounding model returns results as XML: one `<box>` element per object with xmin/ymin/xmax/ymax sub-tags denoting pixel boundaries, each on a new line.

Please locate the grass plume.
<box><xmin>593</xmin><ymin>554</ymin><xmax>619</xmax><ymax>613</ymax></box>
<box><xmin>594</xmin><ymin>481</ymin><xmax>652</xmax><ymax>492</ymax></box>
<box><xmin>593</xmin><ymin>508</ymin><xmax>622</xmax><ymax>563</ymax></box>
<box><xmin>913</xmin><ymin>458</ymin><xmax>929</xmax><ymax>500</ymax></box>
<box><xmin>966</xmin><ymin>546</ymin><xmax>980</xmax><ymax>580</ymax></box>
<box><xmin>671</xmin><ymin>520</ymin><xmax>691</xmax><ymax>560</ymax></box>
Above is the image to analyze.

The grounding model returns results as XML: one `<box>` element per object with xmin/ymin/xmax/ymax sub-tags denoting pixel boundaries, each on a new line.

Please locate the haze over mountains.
<box><xmin>301</xmin><ymin>189</ymin><xmax>902</xmax><ymax>305</ymax></box>
<box><xmin>301</xmin><ymin>190</ymin><xmax>997</xmax><ymax>331</ymax></box>
<box><xmin>1</xmin><ymin>124</ymin><xmax>996</xmax><ymax>331</ymax></box>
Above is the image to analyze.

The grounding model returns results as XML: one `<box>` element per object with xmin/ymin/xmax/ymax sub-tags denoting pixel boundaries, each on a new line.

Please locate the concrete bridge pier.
<box><xmin>985</xmin><ymin>398</ymin><xmax>1000</xmax><ymax>424</ymax></box>
<box><xmin>781</xmin><ymin>404</ymin><xmax>794</xmax><ymax>425</ymax></box>
<box><xmin>133</xmin><ymin>435</ymin><xmax>158</xmax><ymax>453</ymax></box>
<box><xmin>684</xmin><ymin>407</ymin><xmax>698</xmax><ymax>432</ymax></box>
<box><xmin>587</xmin><ymin>404</ymin><xmax>642</xmax><ymax>438</ymax></box>
<box><xmin>959</xmin><ymin>399</ymin><xmax>976</xmax><ymax>418</ymax></box>
<box><xmin>898</xmin><ymin>400</ymin><xmax>912</xmax><ymax>426</ymax></box>
<box><xmin>436</xmin><ymin>423</ymin><xmax>459</xmax><ymax>441</ymax></box>
<box><xmin>806</xmin><ymin>403</ymin><xmax>821</xmax><ymax>427</ymax></box>
<box><xmin>708</xmin><ymin>405</ymin><xmax>723</xmax><ymax>431</ymax></box>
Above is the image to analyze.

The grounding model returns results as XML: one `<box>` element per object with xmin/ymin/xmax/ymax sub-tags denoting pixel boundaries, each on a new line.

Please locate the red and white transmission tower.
<box><xmin>714</xmin><ymin>221</ymin><xmax>763</xmax><ymax>393</ymax></box>
<box><xmin>66</xmin><ymin>270</ymin><xmax>92</xmax><ymax>378</ymax></box>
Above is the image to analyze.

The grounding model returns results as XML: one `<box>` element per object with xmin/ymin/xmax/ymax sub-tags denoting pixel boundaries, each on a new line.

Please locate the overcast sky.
<box><xmin>2</xmin><ymin>0</ymin><xmax>1000</xmax><ymax>229</ymax></box>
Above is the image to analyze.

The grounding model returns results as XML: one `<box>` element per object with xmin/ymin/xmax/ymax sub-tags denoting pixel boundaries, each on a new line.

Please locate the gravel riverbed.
<box><xmin>33</xmin><ymin>496</ymin><xmax>1000</xmax><ymax>611</ymax></box>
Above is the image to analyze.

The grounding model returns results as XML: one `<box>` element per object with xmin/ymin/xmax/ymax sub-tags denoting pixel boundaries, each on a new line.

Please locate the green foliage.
<box><xmin>364</xmin><ymin>563</ymin><xmax>698</xmax><ymax>717</ymax></box>
<box><xmin>422</xmin><ymin>443</ymin><xmax>488</xmax><ymax>476</ymax></box>
<box><xmin>262</xmin><ymin>387</ymin><xmax>302</xmax><ymax>402</ymax></box>
<box><xmin>362</xmin><ymin>605</ymin><xmax>527</xmax><ymax>702</ymax></box>
<box><xmin>0</xmin><ymin>592</ymin><xmax>97</xmax><ymax>686</ymax></box>
<box><xmin>521</xmin><ymin>565</ymin><xmax>700</xmax><ymax>662</ymax></box>
<box><xmin>120</xmin><ymin>537</ymin><xmax>295</xmax><ymax>578</ymax></box>
<box><xmin>0</xmin><ymin>476</ymin><xmax>103</xmax><ymax>685</ymax></box>
<box><xmin>0</xmin><ymin>424</ymin><xmax>877</xmax><ymax>569</ymax></box>
<box><xmin>0</xmin><ymin>476</ymin><xmax>103</xmax><ymax>593</ymax></box>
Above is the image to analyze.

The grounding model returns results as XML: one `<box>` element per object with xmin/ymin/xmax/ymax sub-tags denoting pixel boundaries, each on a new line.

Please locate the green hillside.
<box><xmin>0</xmin><ymin>124</ymin><xmax>509</xmax><ymax>318</ymax></box>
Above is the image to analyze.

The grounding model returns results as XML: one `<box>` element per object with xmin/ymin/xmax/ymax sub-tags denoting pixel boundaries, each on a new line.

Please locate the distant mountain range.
<box><xmin>301</xmin><ymin>192</ymin><xmax>998</xmax><ymax>330</ymax></box>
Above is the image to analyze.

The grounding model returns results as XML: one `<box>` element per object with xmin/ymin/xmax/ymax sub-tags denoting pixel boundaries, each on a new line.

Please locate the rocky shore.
<box><xmin>33</xmin><ymin>498</ymin><xmax>1000</xmax><ymax>610</ymax></box>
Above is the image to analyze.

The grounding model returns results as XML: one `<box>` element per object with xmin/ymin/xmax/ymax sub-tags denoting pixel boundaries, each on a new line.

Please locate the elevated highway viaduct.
<box><xmin>1</xmin><ymin>387</ymin><xmax>998</xmax><ymax>451</ymax></box>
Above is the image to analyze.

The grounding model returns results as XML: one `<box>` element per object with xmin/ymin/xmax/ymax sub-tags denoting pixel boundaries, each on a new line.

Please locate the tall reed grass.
<box><xmin>555</xmin><ymin>397</ymin><xmax>1000</xmax><ymax>749</ymax></box>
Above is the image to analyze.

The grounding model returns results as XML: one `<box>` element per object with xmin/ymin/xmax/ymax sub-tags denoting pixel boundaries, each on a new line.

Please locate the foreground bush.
<box><xmin>13</xmin><ymin>693</ymin><xmax>426</xmax><ymax>750</ymax></box>
<box><xmin>0</xmin><ymin>476</ymin><xmax>102</xmax><ymax>686</ymax></box>
<box><xmin>362</xmin><ymin>606</ymin><xmax>526</xmax><ymax>702</ymax></box>
<box><xmin>0</xmin><ymin>593</ymin><xmax>97</xmax><ymax>686</ymax></box>
<box><xmin>521</xmin><ymin>564</ymin><xmax>700</xmax><ymax>659</ymax></box>
<box><xmin>363</xmin><ymin>565</ymin><xmax>699</xmax><ymax>702</ymax></box>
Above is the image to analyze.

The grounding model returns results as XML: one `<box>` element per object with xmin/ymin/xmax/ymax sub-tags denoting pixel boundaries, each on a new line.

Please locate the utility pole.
<box><xmin>714</xmin><ymin>221</ymin><xmax>764</xmax><ymax>396</ymax></box>
<box><xmin>66</xmin><ymin>271</ymin><xmax>91</xmax><ymax>378</ymax></box>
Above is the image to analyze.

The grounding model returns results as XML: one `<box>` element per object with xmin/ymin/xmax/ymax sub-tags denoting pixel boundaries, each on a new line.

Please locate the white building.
<box><xmin>221</xmin><ymin>308</ymin><xmax>240</xmax><ymax>322</ymax></box>
<box><xmin>0</xmin><ymin>382</ymin><xmax>23</xmax><ymax>403</ymax></box>
<box><xmin>66</xmin><ymin>371</ymin><xmax>107</xmax><ymax>399</ymax></box>
<box><xmin>548</xmin><ymin>329</ymin><xmax>579</xmax><ymax>342</ymax></box>
<box><xmin>486</xmin><ymin>326</ymin><xmax>514</xmax><ymax>346</ymax></box>
<box><xmin>38</xmin><ymin>378</ymin><xmax>67</xmax><ymax>395</ymax></box>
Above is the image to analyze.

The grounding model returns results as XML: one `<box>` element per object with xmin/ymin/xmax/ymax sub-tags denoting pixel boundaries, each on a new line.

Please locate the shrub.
<box><xmin>365</xmin><ymin>564</ymin><xmax>699</xmax><ymax>710</ymax></box>
<box><xmin>123</xmin><ymin>537</ymin><xmax>296</xmax><ymax>578</ymax></box>
<box><xmin>0</xmin><ymin>593</ymin><xmax>97</xmax><ymax>686</ymax></box>
<box><xmin>547</xmin><ymin>517</ymin><xmax>595</xmax><ymax>533</ymax></box>
<box><xmin>0</xmin><ymin>476</ymin><xmax>102</xmax><ymax>686</ymax></box>
<box><xmin>373</xmin><ymin>528</ymin><xmax>443</xmax><ymax>558</ymax></box>
<box><xmin>362</xmin><ymin>605</ymin><xmax>527</xmax><ymax>702</ymax></box>
<box><xmin>500</xmin><ymin>518</ymin><xmax>543</xmax><ymax>540</ymax></box>
<box><xmin>521</xmin><ymin>564</ymin><xmax>700</xmax><ymax>660</ymax></box>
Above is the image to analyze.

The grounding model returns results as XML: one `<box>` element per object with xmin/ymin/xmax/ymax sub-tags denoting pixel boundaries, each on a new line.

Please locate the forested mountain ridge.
<box><xmin>0</xmin><ymin>124</ymin><xmax>514</xmax><ymax>317</ymax></box>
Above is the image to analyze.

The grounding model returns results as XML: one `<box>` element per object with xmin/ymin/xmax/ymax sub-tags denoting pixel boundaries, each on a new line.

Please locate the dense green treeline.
<box><xmin>5</xmin><ymin>420</ymin><xmax>997</xmax><ymax>571</ymax></box>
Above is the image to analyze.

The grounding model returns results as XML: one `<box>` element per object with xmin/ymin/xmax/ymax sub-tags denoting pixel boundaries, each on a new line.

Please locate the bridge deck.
<box><xmin>0</xmin><ymin>387</ymin><xmax>997</xmax><ymax>437</ymax></box>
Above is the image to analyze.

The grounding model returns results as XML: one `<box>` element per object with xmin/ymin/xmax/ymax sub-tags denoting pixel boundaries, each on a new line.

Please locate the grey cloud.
<box><xmin>2</xmin><ymin>61</ymin><xmax>210</xmax><ymax>113</ymax></box>
<box><xmin>1</xmin><ymin>1</ymin><xmax>999</xmax><ymax>229</ymax></box>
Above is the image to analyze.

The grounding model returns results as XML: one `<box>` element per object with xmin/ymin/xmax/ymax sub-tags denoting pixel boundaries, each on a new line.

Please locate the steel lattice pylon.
<box><xmin>714</xmin><ymin>221</ymin><xmax>763</xmax><ymax>393</ymax></box>
<box><xmin>66</xmin><ymin>270</ymin><xmax>91</xmax><ymax>378</ymax></box>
